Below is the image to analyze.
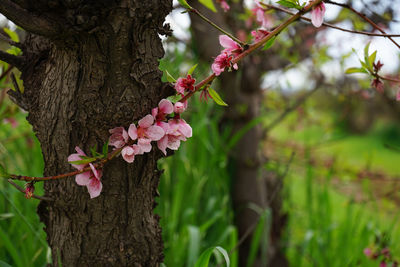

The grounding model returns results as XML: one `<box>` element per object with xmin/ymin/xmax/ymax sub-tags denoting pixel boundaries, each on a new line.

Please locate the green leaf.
<box><xmin>277</xmin><ymin>0</ymin><xmax>301</xmax><ymax>9</ymax></box>
<box><xmin>3</xmin><ymin>28</ymin><xmax>19</xmax><ymax>42</ymax></box>
<box><xmin>102</xmin><ymin>142</ymin><xmax>109</xmax><ymax>156</ymax></box>
<box><xmin>364</xmin><ymin>42</ymin><xmax>370</xmax><ymax>64</ymax></box>
<box><xmin>368</xmin><ymin>50</ymin><xmax>377</xmax><ymax>68</ymax></box>
<box><xmin>262</xmin><ymin>36</ymin><xmax>276</xmax><ymax>50</ymax></box>
<box><xmin>194</xmin><ymin>246</ymin><xmax>230</xmax><ymax>267</ymax></box>
<box><xmin>199</xmin><ymin>0</ymin><xmax>217</xmax><ymax>12</ymax></box>
<box><xmin>68</xmin><ymin>158</ymin><xmax>97</xmax><ymax>165</ymax></box>
<box><xmin>208</xmin><ymin>88</ymin><xmax>228</xmax><ymax>106</ymax></box>
<box><xmin>165</xmin><ymin>70</ymin><xmax>177</xmax><ymax>83</ymax></box>
<box><xmin>178</xmin><ymin>0</ymin><xmax>192</xmax><ymax>9</ymax></box>
<box><xmin>188</xmin><ymin>64</ymin><xmax>198</xmax><ymax>75</ymax></box>
<box><xmin>0</xmin><ymin>164</ymin><xmax>10</xmax><ymax>178</ymax></box>
<box><xmin>345</xmin><ymin>67</ymin><xmax>368</xmax><ymax>74</ymax></box>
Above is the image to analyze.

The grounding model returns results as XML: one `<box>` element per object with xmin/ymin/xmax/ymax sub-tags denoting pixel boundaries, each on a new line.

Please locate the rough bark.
<box><xmin>1</xmin><ymin>0</ymin><xmax>172</xmax><ymax>265</ymax></box>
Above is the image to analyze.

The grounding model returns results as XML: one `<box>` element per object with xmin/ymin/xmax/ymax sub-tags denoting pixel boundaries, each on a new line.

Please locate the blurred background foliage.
<box><xmin>1</xmin><ymin>0</ymin><xmax>400</xmax><ymax>266</ymax></box>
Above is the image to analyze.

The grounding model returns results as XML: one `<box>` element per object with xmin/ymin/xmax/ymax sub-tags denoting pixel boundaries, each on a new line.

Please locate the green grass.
<box><xmin>1</xmin><ymin>84</ymin><xmax>400</xmax><ymax>266</ymax></box>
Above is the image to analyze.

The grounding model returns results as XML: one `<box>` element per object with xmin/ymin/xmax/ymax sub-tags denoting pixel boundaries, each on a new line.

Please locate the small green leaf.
<box><xmin>178</xmin><ymin>0</ymin><xmax>192</xmax><ymax>9</ymax></box>
<box><xmin>102</xmin><ymin>141</ymin><xmax>109</xmax><ymax>157</ymax></box>
<box><xmin>364</xmin><ymin>42</ymin><xmax>371</xmax><ymax>64</ymax></box>
<box><xmin>262</xmin><ymin>36</ymin><xmax>276</xmax><ymax>50</ymax></box>
<box><xmin>359</xmin><ymin>60</ymin><xmax>371</xmax><ymax>73</ymax></box>
<box><xmin>167</xmin><ymin>94</ymin><xmax>181</xmax><ymax>103</ymax></box>
<box><xmin>68</xmin><ymin>158</ymin><xmax>97</xmax><ymax>165</ymax></box>
<box><xmin>369</xmin><ymin>50</ymin><xmax>377</xmax><ymax>68</ymax></box>
<box><xmin>188</xmin><ymin>64</ymin><xmax>198</xmax><ymax>75</ymax></box>
<box><xmin>345</xmin><ymin>67</ymin><xmax>368</xmax><ymax>74</ymax></box>
<box><xmin>277</xmin><ymin>0</ymin><xmax>301</xmax><ymax>9</ymax></box>
<box><xmin>3</xmin><ymin>28</ymin><xmax>19</xmax><ymax>42</ymax></box>
<box><xmin>199</xmin><ymin>0</ymin><xmax>217</xmax><ymax>12</ymax></box>
<box><xmin>194</xmin><ymin>246</ymin><xmax>230</xmax><ymax>267</ymax></box>
<box><xmin>165</xmin><ymin>70</ymin><xmax>177</xmax><ymax>83</ymax></box>
<box><xmin>208</xmin><ymin>88</ymin><xmax>228</xmax><ymax>106</ymax></box>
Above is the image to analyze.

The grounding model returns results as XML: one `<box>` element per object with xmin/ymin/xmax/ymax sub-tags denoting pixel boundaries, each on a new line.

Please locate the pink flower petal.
<box><xmin>68</xmin><ymin>153</ymin><xmax>86</xmax><ymax>170</ymax></box>
<box><xmin>311</xmin><ymin>2</ymin><xmax>325</xmax><ymax>28</ymax></box>
<box><xmin>128</xmin><ymin>124</ymin><xmax>138</xmax><ymax>140</ymax></box>
<box><xmin>152</xmin><ymin>107</ymin><xmax>158</xmax><ymax>118</ymax></box>
<box><xmin>89</xmin><ymin>163</ymin><xmax>102</xmax><ymax>180</ymax></box>
<box><xmin>146</xmin><ymin>125</ymin><xmax>165</xmax><ymax>141</ymax></box>
<box><xmin>179</xmin><ymin>120</ymin><xmax>192</xmax><ymax>138</ymax></box>
<box><xmin>159</xmin><ymin>99</ymin><xmax>174</xmax><ymax>114</ymax></box>
<box><xmin>87</xmin><ymin>178</ymin><xmax>102</xmax><ymax>199</ymax></box>
<box><xmin>138</xmin><ymin>138</ymin><xmax>152</xmax><ymax>153</ymax></box>
<box><xmin>219</xmin><ymin>35</ymin><xmax>236</xmax><ymax>50</ymax></box>
<box><xmin>157</xmin><ymin>136</ymin><xmax>168</xmax><ymax>155</ymax></box>
<box><xmin>122</xmin><ymin>146</ymin><xmax>136</xmax><ymax>163</ymax></box>
<box><xmin>75</xmin><ymin>146</ymin><xmax>86</xmax><ymax>156</ymax></box>
<box><xmin>75</xmin><ymin>172</ymin><xmax>91</xmax><ymax>186</ymax></box>
<box><xmin>167</xmin><ymin>137</ymin><xmax>181</xmax><ymax>150</ymax></box>
<box><xmin>139</xmin><ymin>114</ymin><xmax>154</xmax><ymax>128</ymax></box>
<box><xmin>174</xmin><ymin>102</ymin><xmax>186</xmax><ymax>113</ymax></box>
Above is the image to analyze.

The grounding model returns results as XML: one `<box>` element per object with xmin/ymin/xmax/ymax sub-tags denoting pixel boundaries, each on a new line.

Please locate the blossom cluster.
<box><xmin>69</xmin><ymin>78</ymin><xmax>194</xmax><ymax>198</ymax></box>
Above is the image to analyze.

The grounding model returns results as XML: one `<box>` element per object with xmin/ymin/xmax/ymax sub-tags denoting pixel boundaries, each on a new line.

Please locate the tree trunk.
<box><xmin>1</xmin><ymin>0</ymin><xmax>172</xmax><ymax>265</ymax></box>
<box><xmin>189</xmin><ymin>2</ymin><xmax>290</xmax><ymax>266</ymax></box>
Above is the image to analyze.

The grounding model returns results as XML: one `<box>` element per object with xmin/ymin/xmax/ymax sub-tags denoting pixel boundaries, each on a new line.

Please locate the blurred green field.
<box><xmin>1</xmin><ymin>92</ymin><xmax>399</xmax><ymax>266</ymax></box>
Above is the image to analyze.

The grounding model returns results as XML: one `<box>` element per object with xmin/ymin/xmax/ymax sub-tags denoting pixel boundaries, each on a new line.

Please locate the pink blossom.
<box><xmin>67</xmin><ymin>146</ymin><xmax>87</xmax><ymax>170</ymax></box>
<box><xmin>311</xmin><ymin>2</ymin><xmax>326</xmax><ymax>28</ymax></box>
<box><xmin>200</xmin><ymin>88</ymin><xmax>212</xmax><ymax>102</ymax></box>
<box><xmin>75</xmin><ymin>163</ymin><xmax>103</xmax><ymax>199</ymax></box>
<box><xmin>68</xmin><ymin>146</ymin><xmax>103</xmax><ymax>198</ymax></box>
<box><xmin>251</xmin><ymin>2</ymin><xmax>272</xmax><ymax>29</ymax></box>
<box><xmin>152</xmin><ymin>99</ymin><xmax>174</xmax><ymax>122</ymax></box>
<box><xmin>157</xmin><ymin>119</ymin><xmax>192</xmax><ymax>155</ymax></box>
<box><xmin>212</xmin><ymin>52</ymin><xmax>238</xmax><ymax>76</ymax></box>
<box><xmin>251</xmin><ymin>29</ymin><xmax>270</xmax><ymax>42</ymax></box>
<box><xmin>128</xmin><ymin>115</ymin><xmax>165</xmax><ymax>153</ymax></box>
<box><xmin>379</xmin><ymin>262</ymin><xmax>387</xmax><ymax>267</ymax></box>
<box><xmin>396</xmin><ymin>88</ymin><xmax>400</xmax><ymax>101</ymax></box>
<box><xmin>174</xmin><ymin>101</ymin><xmax>187</xmax><ymax>113</ymax></box>
<box><xmin>371</xmin><ymin>78</ymin><xmax>384</xmax><ymax>93</ymax></box>
<box><xmin>24</xmin><ymin>182</ymin><xmax>35</xmax><ymax>199</ymax></box>
<box><xmin>121</xmin><ymin>144</ymin><xmax>142</xmax><ymax>163</ymax></box>
<box><xmin>108</xmin><ymin>127</ymin><xmax>128</xmax><ymax>149</ymax></box>
<box><xmin>219</xmin><ymin>35</ymin><xmax>242</xmax><ymax>56</ymax></box>
<box><xmin>175</xmin><ymin>75</ymin><xmax>196</xmax><ymax>95</ymax></box>
<box><xmin>219</xmin><ymin>0</ymin><xmax>230</xmax><ymax>12</ymax></box>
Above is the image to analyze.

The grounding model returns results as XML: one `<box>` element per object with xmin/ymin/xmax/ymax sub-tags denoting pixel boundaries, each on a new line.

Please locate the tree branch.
<box><xmin>7</xmin><ymin>179</ymin><xmax>53</xmax><ymax>201</ymax></box>
<box><xmin>325</xmin><ymin>0</ymin><xmax>400</xmax><ymax>50</ymax></box>
<box><xmin>0</xmin><ymin>0</ymin><xmax>61</xmax><ymax>37</ymax></box>
<box><xmin>262</xmin><ymin>3</ymin><xmax>400</xmax><ymax>38</ymax></box>
<box><xmin>0</xmin><ymin>32</ymin><xmax>24</xmax><ymax>49</ymax></box>
<box><xmin>0</xmin><ymin>50</ymin><xmax>24</xmax><ymax>69</ymax></box>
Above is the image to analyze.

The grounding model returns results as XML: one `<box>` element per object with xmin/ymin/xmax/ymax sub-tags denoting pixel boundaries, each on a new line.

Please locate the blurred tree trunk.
<box><xmin>189</xmin><ymin>2</ymin><xmax>290</xmax><ymax>266</ymax></box>
<box><xmin>1</xmin><ymin>0</ymin><xmax>172</xmax><ymax>265</ymax></box>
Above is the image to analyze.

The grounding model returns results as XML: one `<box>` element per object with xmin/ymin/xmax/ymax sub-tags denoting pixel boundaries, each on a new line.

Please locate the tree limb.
<box><xmin>0</xmin><ymin>0</ymin><xmax>60</xmax><ymax>37</ymax></box>
<box><xmin>0</xmin><ymin>50</ymin><xmax>24</xmax><ymax>69</ymax></box>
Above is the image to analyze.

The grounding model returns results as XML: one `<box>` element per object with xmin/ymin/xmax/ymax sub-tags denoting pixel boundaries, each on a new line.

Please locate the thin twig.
<box><xmin>7</xmin><ymin>179</ymin><xmax>53</xmax><ymax>201</ymax></box>
<box><xmin>325</xmin><ymin>0</ymin><xmax>400</xmax><ymax>50</ymax></box>
<box><xmin>189</xmin><ymin>8</ymin><xmax>245</xmax><ymax>46</ymax></box>
<box><xmin>0</xmin><ymin>65</ymin><xmax>13</xmax><ymax>81</ymax></box>
<box><xmin>262</xmin><ymin>3</ymin><xmax>400</xmax><ymax>38</ymax></box>
<box><xmin>265</xmin><ymin>79</ymin><xmax>323</xmax><ymax>132</ymax></box>
<box><xmin>0</xmin><ymin>32</ymin><xmax>23</xmax><ymax>49</ymax></box>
